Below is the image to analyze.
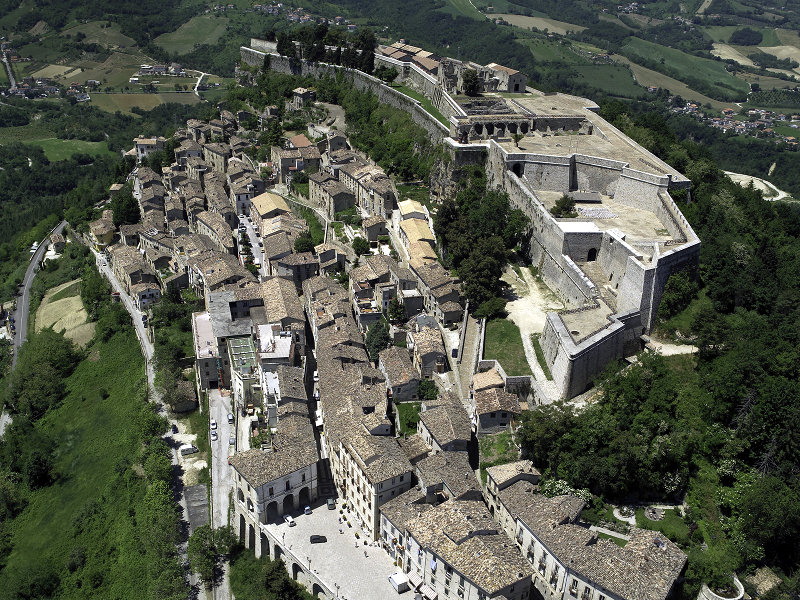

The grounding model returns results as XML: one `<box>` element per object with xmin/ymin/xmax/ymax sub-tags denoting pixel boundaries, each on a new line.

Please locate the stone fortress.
<box><xmin>241</xmin><ymin>38</ymin><xmax>700</xmax><ymax>400</ymax></box>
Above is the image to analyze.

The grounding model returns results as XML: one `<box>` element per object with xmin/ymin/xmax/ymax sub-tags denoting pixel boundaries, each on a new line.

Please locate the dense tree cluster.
<box><xmin>434</xmin><ymin>167</ymin><xmax>528</xmax><ymax>310</ymax></box>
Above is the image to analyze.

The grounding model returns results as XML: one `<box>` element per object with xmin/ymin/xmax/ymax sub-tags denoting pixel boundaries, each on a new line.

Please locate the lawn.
<box><xmin>478</xmin><ymin>431</ymin><xmax>519</xmax><ymax>483</ymax></box>
<box><xmin>489</xmin><ymin>13</ymin><xmax>586</xmax><ymax>35</ymax></box>
<box><xmin>621</xmin><ymin>37</ymin><xmax>750</xmax><ymax>100</ymax></box>
<box><xmin>396</xmin><ymin>402</ymin><xmax>421</xmax><ymax>436</ymax></box>
<box><xmin>572</xmin><ymin>64</ymin><xmax>644</xmax><ymax>98</ymax></box>
<box><xmin>635</xmin><ymin>508</ymin><xmax>690</xmax><ymax>545</ymax></box>
<box><xmin>90</xmin><ymin>92</ymin><xmax>200</xmax><ymax>114</ymax></box>
<box><xmin>391</xmin><ymin>84</ymin><xmax>449</xmax><ymax>127</ymax></box>
<box><xmin>483</xmin><ymin>319</ymin><xmax>532</xmax><ymax>376</ymax></box>
<box><xmin>0</xmin><ymin>331</ymin><xmax>147</xmax><ymax>588</ymax></box>
<box><xmin>154</xmin><ymin>15</ymin><xmax>230</xmax><ymax>55</ymax></box>
<box><xmin>655</xmin><ymin>288</ymin><xmax>711</xmax><ymax>339</ymax></box>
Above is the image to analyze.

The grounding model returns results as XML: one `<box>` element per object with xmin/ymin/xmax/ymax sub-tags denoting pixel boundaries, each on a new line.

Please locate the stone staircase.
<box><xmin>577</xmin><ymin>260</ymin><xmax>618</xmax><ymax>312</ymax></box>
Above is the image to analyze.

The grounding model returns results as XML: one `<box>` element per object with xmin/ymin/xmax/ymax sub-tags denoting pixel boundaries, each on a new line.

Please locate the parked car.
<box><xmin>313</xmin><ymin>370</ymin><xmax>319</xmax><ymax>382</ymax></box>
<box><xmin>210</xmin><ymin>430</ymin><xmax>218</xmax><ymax>441</ymax></box>
<box><xmin>210</xmin><ymin>419</ymin><xmax>217</xmax><ymax>430</ymax></box>
<box><xmin>327</xmin><ymin>498</ymin><xmax>336</xmax><ymax>510</ymax></box>
<box><xmin>179</xmin><ymin>445</ymin><xmax>199</xmax><ymax>456</ymax></box>
<box><xmin>227</xmin><ymin>413</ymin><xmax>234</xmax><ymax>424</ymax></box>
<box><xmin>304</xmin><ymin>506</ymin><xmax>312</xmax><ymax>515</ymax></box>
<box><xmin>284</xmin><ymin>515</ymin><xmax>296</xmax><ymax>526</ymax></box>
<box><xmin>310</xmin><ymin>535</ymin><xmax>327</xmax><ymax>544</ymax></box>
<box><xmin>229</xmin><ymin>436</ymin><xmax>236</xmax><ymax>446</ymax></box>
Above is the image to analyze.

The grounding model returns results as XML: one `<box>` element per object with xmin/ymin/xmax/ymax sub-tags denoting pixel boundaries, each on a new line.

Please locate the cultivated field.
<box><xmin>613</xmin><ymin>56</ymin><xmax>732</xmax><ymax>110</ymax></box>
<box><xmin>757</xmin><ymin>45</ymin><xmax>800</xmax><ymax>70</ymax></box>
<box><xmin>90</xmin><ymin>91</ymin><xmax>200</xmax><ymax>114</ymax></box>
<box><xmin>488</xmin><ymin>13</ymin><xmax>586</xmax><ymax>35</ymax></box>
<box><xmin>0</xmin><ymin>123</ymin><xmax>114</xmax><ymax>161</ymax></box>
<box><xmin>154</xmin><ymin>15</ymin><xmax>230</xmax><ymax>55</ymax></box>
<box><xmin>622</xmin><ymin>37</ymin><xmax>750</xmax><ymax>99</ymax></box>
<box><xmin>521</xmin><ymin>38</ymin><xmax>587</xmax><ymax>64</ymax></box>
<box><xmin>711</xmin><ymin>43</ymin><xmax>755</xmax><ymax>67</ymax></box>
<box><xmin>60</xmin><ymin>21</ymin><xmax>136</xmax><ymax>49</ymax></box>
<box><xmin>35</xmin><ymin>279</ymin><xmax>95</xmax><ymax>347</ymax></box>
<box><xmin>702</xmin><ymin>25</ymin><xmax>781</xmax><ymax>46</ymax></box>
<box><xmin>30</xmin><ymin>63</ymin><xmax>75</xmax><ymax>78</ymax></box>
<box><xmin>572</xmin><ymin>64</ymin><xmax>643</xmax><ymax>97</ymax></box>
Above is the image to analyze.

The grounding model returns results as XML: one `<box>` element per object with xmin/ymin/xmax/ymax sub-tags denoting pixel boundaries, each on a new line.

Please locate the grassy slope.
<box><xmin>484</xmin><ymin>319</ymin><xmax>531</xmax><ymax>376</ymax></box>
<box><xmin>59</xmin><ymin>21</ymin><xmax>137</xmax><ymax>49</ymax></box>
<box><xmin>154</xmin><ymin>15</ymin><xmax>230</xmax><ymax>55</ymax></box>
<box><xmin>89</xmin><ymin>92</ymin><xmax>199</xmax><ymax>115</ymax></box>
<box><xmin>1</xmin><ymin>331</ymin><xmax>146</xmax><ymax>587</ymax></box>
<box><xmin>439</xmin><ymin>0</ymin><xmax>485</xmax><ymax>20</ymax></box>
<box><xmin>391</xmin><ymin>84</ymin><xmax>449</xmax><ymax>126</ymax></box>
<box><xmin>622</xmin><ymin>37</ymin><xmax>750</xmax><ymax>97</ymax></box>
<box><xmin>572</xmin><ymin>64</ymin><xmax>643</xmax><ymax>97</ymax></box>
<box><xmin>702</xmin><ymin>25</ymin><xmax>781</xmax><ymax>46</ymax></box>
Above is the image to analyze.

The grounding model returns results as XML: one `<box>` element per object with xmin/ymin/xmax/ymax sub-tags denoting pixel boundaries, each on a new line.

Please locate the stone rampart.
<box><xmin>241</xmin><ymin>47</ymin><xmax>449</xmax><ymax>142</ymax></box>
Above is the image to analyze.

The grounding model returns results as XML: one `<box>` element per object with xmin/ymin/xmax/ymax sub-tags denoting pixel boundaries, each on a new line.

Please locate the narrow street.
<box><xmin>207</xmin><ymin>388</ymin><xmax>234</xmax><ymax>600</ymax></box>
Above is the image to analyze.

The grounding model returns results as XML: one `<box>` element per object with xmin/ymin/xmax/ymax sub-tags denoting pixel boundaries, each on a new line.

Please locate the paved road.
<box><xmin>2</xmin><ymin>51</ymin><xmax>17</xmax><ymax>89</ymax></box>
<box><xmin>1</xmin><ymin>221</ymin><xmax>66</xmax><ymax>438</ymax></box>
<box><xmin>208</xmin><ymin>389</ymin><xmax>234</xmax><ymax>600</ymax></box>
<box><xmin>241</xmin><ymin>215</ymin><xmax>267</xmax><ymax>279</ymax></box>
<box><xmin>12</xmin><ymin>220</ymin><xmax>66</xmax><ymax>367</ymax></box>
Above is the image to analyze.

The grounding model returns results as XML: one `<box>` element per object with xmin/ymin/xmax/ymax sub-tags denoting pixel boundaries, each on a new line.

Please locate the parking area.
<box><xmin>238</xmin><ymin>214</ymin><xmax>267</xmax><ymax>279</ymax></box>
<box><xmin>262</xmin><ymin>501</ymin><xmax>412</xmax><ymax>600</ymax></box>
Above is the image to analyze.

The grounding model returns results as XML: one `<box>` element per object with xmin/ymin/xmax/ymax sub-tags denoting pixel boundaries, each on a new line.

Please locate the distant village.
<box><xmin>672</xmin><ymin>99</ymin><xmax>800</xmax><ymax>146</ymax></box>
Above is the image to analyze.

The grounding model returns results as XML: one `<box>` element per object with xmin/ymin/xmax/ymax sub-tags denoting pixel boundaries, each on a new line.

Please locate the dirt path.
<box><xmin>502</xmin><ymin>266</ymin><xmax>563</xmax><ymax>400</ymax></box>
<box><xmin>725</xmin><ymin>170</ymin><xmax>789</xmax><ymax>201</ymax></box>
<box><xmin>696</xmin><ymin>0</ymin><xmax>713</xmax><ymax>15</ymax></box>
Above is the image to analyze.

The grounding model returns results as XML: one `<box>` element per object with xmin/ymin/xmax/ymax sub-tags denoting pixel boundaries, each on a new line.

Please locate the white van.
<box><xmin>179</xmin><ymin>444</ymin><xmax>199</xmax><ymax>456</ymax></box>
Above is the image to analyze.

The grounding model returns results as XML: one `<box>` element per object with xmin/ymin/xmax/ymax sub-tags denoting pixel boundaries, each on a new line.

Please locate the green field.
<box><xmin>478</xmin><ymin>431</ymin><xmax>519</xmax><ymax>483</ymax></box>
<box><xmin>154</xmin><ymin>15</ymin><xmax>230</xmax><ymax>55</ymax></box>
<box><xmin>597</xmin><ymin>531</ymin><xmax>628</xmax><ymax>547</ymax></box>
<box><xmin>392</xmin><ymin>84</ymin><xmax>449</xmax><ymax>126</ymax></box>
<box><xmin>520</xmin><ymin>38</ymin><xmax>588</xmax><ymax>65</ymax></box>
<box><xmin>0</xmin><ymin>122</ymin><xmax>115</xmax><ymax>160</ymax></box>
<box><xmin>622</xmin><ymin>37</ymin><xmax>750</xmax><ymax>99</ymax></box>
<box><xmin>0</xmin><ymin>331</ymin><xmax>147</xmax><ymax>584</ymax></box>
<box><xmin>573</xmin><ymin>64</ymin><xmax>644</xmax><ymax>97</ymax></box>
<box><xmin>702</xmin><ymin>25</ymin><xmax>781</xmax><ymax>46</ymax></box>
<box><xmin>90</xmin><ymin>92</ymin><xmax>200</xmax><ymax>114</ymax></box>
<box><xmin>635</xmin><ymin>508</ymin><xmax>690</xmax><ymax>545</ymax></box>
<box><xmin>484</xmin><ymin>319</ymin><xmax>532</xmax><ymax>376</ymax></box>
<box><xmin>439</xmin><ymin>0</ymin><xmax>485</xmax><ymax>20</ymax></box>
<box><xmin>60</xmin><ymin>20</ymin><xmax>136</xmax><ymax>49</ymax></box>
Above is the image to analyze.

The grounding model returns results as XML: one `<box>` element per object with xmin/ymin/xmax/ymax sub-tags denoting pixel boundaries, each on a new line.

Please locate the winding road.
<box><xmin>1</xmin><ymin>221</ymin><xmax>66</xmax><ymax>438</ymax></box>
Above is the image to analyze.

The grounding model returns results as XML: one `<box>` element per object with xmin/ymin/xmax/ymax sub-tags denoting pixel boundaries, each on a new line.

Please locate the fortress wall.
<box><xmin>613</xmin><ymin>168</ymin><xmax>669</xmax><ymax>213</ymax></box>
<box><xmin>250</xmin><ymin>38</ymin><xmax>276</xmax><ymax>53</ymax></box>
<box><xmin>242</xmin><ymin>48</ymin><xmax>449</xmax><ymax>142</ymax></box>
<box><xmin>599</xmin><ymin>232</ymin><xmax>641</xmax><ymax>291</ymax></box>
<box><xmin>645</xmin><ymin>240</ymin><xmax>701</xmax><ymax>330</ymax></box>
<box><xmin>521</xmin><ymin>155</ymin><xmax>571</xmax><ymax>192</ymax></box>
<box><xmin>573</xmin><ymin>154</ymin><xmax>626</xmax><ymax>196</ymax></box>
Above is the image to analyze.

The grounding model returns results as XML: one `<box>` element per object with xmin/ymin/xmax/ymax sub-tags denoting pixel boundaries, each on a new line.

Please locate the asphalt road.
<box><xmin>12</xmin><ymin>220</ymin><xmax>66</xmax><ymax>367</ymax></box>
<box><xmin>1</xmin><ymin>220</ymin><xmax>66</xmax><ymax>438</ymax></box>
<box><xmin>208</xmin><ymin>388</ymin><xmax>234</xmax><ymax>600</ymax></box>
<box><xmin>241</xmin><ymin>214</ymin><xmax>267</xmax><ymax>279</ymax></box>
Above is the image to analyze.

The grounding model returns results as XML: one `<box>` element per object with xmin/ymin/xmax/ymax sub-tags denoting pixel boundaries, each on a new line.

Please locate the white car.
<box><xmin>210</xmin><ymin>419</ymin><xmax>217</xmax><ymax>430</ymax></box>
<box><xmin>284</xmin><ymin>515</ymin><xmax>296</xmax><ymax>526</ymax></box>
<box><xmin>210</xmin><ymin>430</ymin><xmax>218</xmax><ymax>442</ymax></box>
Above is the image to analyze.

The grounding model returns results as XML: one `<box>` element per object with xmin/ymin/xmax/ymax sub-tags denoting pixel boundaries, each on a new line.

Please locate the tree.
<box><xmin>189</xmin><ymin>525</ymin><xmax>238</xmax><ymax>586</ymax></box>
<box><xmin>729</xmin><ymin>27</ymin><xmax>762</xmax><ymax>45</ymax></box>
<box><xmin>462</xmin><ymin>69</ymin><xmax>480</xmax><ymax>96</ymax></box>
<box><xmin>418</xmin><ymin>379</ymin><xmax>438</xmax><ymax>401</ymax></box>
<box><xmin>657</xmin><ymin>270</ymin><xmax>698</xmax><ymax>320</ymax></box>
<box><xmin>294</xmin><ymin>231</ymin><xmax>315</xmax><ymax>253</ymax></box>
<box><xmin>475</xmin><ymin>297</ymin><xmax>507</xmax><ymax>319</ymax></box>
<box><xmin>365</xmin><ymin>319</ymin><xmax>390</xmax><ymax>361</ymax></box>
<box><xmin>110</xmin><ymin>187</ymin><xmax>138</xmax><ymax>227</ymax></box>
<box><xmin>387</xmin><ymin>297</ymin><xmax>405</xmax><ymax>322</ymax></box>
<box><xmin>352</xmin><ymin>236</ymin><xmax>370</xmax><ymax>256</ymax></box>
<box><xmin>276</xmin><ymin>33</ymin><xmax>295</xmax><ymax>57</ymax></box>
<box><xmin>550</xmin><ymin>194</ymin><xmax>577</xmax><ymax>218</ymax></box>
<box><xmin>374</xmin><ymin>65</ymin><xmax>399</xmax><ymax>84</ymax></box>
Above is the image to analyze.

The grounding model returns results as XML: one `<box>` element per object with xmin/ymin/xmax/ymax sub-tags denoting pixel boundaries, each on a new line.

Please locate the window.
<box><xmin>582</xmin><ymin>587</ymin><xmax>592</xmax><ymax>600</ymax></box>
<box><xmin>269</xmin><ymin>487</ymin><xmax>274</xmax><ymax>496</ymax></box>
<box><xmin>400</xmin><ymin>475</ymin><xmax>404</xmax><ymax>482</ymax></box>
<box><xmin>302</xmin><ymin>473</ymin><xmax>306</xmax><ymax>482</ymax></box>
<box><xmin>501</xmin><ymin>412</ymin><xmax>507</xmax><ymax>418</ymax></box>
<box><xmin>490</xmin><ymin>412</ymin><xmax>496</xmax><ymax>418</ymax></box>
<box><xmin>285</xmin><ymin>481</ymin><xmax>290</xmax><ymax>491</ymax></box>
<box><xmin>570</xmin><ymin>579</ymin><xmax>578</xmax><ymax>596</ymax></box>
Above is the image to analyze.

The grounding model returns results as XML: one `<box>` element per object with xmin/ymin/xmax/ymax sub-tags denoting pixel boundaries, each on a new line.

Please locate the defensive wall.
<box><xmin>241</xmin><ymin>44</ymin><xmax>449</xmax><ymax>142</ymax></box>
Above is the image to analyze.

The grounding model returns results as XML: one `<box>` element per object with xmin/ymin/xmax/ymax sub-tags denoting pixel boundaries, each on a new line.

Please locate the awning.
<box><xmin>408</xmin><ymin>570</ymin><xmax>423</xmax><ymax>590</ymax></box>
<box><xmin>420</xmin><ymin>584</ymin><xmax>438</xmax><ymax>600</ymax></box>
